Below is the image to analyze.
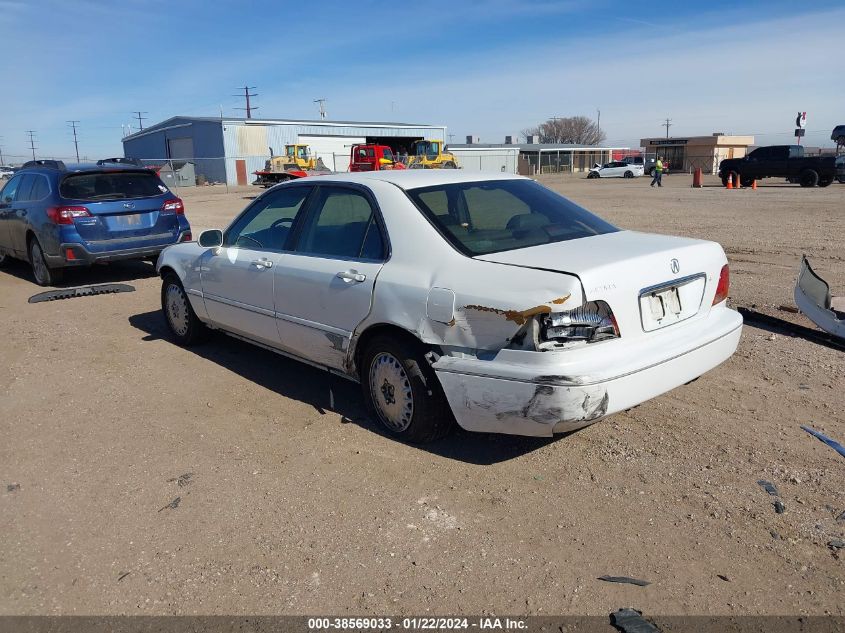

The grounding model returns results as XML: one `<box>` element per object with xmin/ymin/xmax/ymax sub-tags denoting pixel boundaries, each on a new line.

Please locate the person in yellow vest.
<box><xmin>650</xmin><ymin>157</ymin><xmax>664</xmax><ymax>187</ymax></box>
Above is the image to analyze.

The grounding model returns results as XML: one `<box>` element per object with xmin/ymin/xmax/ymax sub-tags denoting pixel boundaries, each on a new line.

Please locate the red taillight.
<box><xmin>712</xmin><ymin>264</ymin><xmax>730</xmax><ymax>305</ymax></box>
<box><xmin>47</xmin><ymin>206</ymin><xmax>91</xmax><ymax>225</ymax></box>
<box><xmin>180</xmin><ymin>231</ymin><xmax>192</xmax><ymax>242</ymax></box>
<box><xmin>161</xmin><ymin>198</ymin><xmax>184</xmax><ymax>214</ymax></box>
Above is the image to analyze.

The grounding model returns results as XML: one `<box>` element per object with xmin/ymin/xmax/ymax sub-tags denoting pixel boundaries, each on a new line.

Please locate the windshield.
<box><xmin>415</xmin><ymin>142</ymin><xmax>438</xmax><ymax>157</ymax></box>
<box><xmin>60</xmin><ymin>171</ymin><xmax>166</xmax><ymax>201</ymax></box>
<box><xmin>407</xmin><ymin>179</ymin><xmax>618</xmax><ymax>256</ymax></box>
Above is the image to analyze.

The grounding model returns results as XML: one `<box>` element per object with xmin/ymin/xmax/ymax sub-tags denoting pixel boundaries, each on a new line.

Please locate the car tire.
<box><xmin>361</xmin><ymin>334</ymin><xmax>453</xmax><ymax>443</ymax></box>
<box><xmin>837</xmin><ymin>176</ymin><xmax>845</xmax><ymax>184</ymax></box>
<box><xmin>161</xmin><ymin>273</ymin><xmax>209</xmax><ymax>346</ymax></box>
<box><xmin>28</xmin><ymin>239</ymin><xmax>64</xmax><ymax>286</ymax></box>
<box><xmin>818</xmin><ymin>178</ymin><xmax>833</xmax><ymax>187</ymax></box>
<box><xmin>799</xmin><ymin>169</ymin><xmax>819</xmax><ymax>187</ymax></box>
<box><xmin>624</xmin><ymin>171</ymin><xmax>633</xmax><ymax>178</ymax></box>
<box><xmin>0</xmin><ymin>252</ymin><xmax>9</xmax><ymax>267</ymax></box>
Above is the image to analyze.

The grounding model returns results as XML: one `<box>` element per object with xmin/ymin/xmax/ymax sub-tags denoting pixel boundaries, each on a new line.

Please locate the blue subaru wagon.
<box><xmin>0</xmin><ymin>160</ymin><xmax>192</xmax><ymax>285</ymax></box>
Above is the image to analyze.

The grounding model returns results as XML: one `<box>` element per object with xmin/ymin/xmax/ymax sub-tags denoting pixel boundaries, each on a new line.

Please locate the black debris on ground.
<box><xmin>609</xmin><ymin>608</ymin><xmax>661</xmax><ymax>633</ymax></box>
<box><xmin>117</xmin><ymin>572</ymin><xmax>131</xmax><ymax>582</ymax></box>
<box><xmin>828</xmin><ymin>539</ymin><xmax>845</xmax><ymax>550</ymax></box>
<box><xmin>158</xmin><ymin>496</ymin><xmax>181</xmax><ymax>512</ymax></box>
<box><xmin>28</xmin><ymin>283</ymin><xmax>136</xmax><ymax>304</ymax></box>
<box><xmin>717</xmin><ymin>574</ymin><xmax>731</xmax><ymax>582</ymax></box>
<box><xmin>774</xmin><ymin>500</ymin><xmax>786</xmax><ymax>514</ymax></box>
<box><xmin>6</xmin><ymin>483</ymin><xmax>21</xmax><ymax>492</ymax></box>
<box><xmin>167</xmin><ymin>473</ymin><xmax>194</xmax><ymax>487</ymax></box>
<box><xmin>598</xmin><ymin>575</ymin><xmax>651</xmax><ymax>587</ymax></box>
<box><xmin>757</xmin><ymin>480</ymin><xmax>780</xmax><ymax>497</ymax></box>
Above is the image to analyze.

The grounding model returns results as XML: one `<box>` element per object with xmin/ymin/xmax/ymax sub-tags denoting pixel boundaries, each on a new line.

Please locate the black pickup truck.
<box><xmin>718</xmin><ymin>145</ymin><xmax>845</xmax><ymax>187</ymax></box>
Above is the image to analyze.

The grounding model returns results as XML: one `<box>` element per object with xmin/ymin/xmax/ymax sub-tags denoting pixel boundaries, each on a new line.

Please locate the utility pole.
<box><xmin>0</xmin><ymin>136</ymin><xmax>4</xmax><ymax>166</ymax></box>
<box><xmin>67</xmin><ymin>120</ymin><xmax>80</xmax><ymax>162</ymax></box>
<box><xmin>234</xmin><ymin>86</ymin><xmax>258</xmax><ymax>119</ymax></box>
<box><xmin>26</xmin><ymin>130</ymin><xmax>37</xmax><ymax>160</ymax></box>
<box><xmin>133</xmin><ymin>111</ymin><xmax>148</xmax><ymax>131</ymax></box>
<box><xmin>662</xmin><ymin>117</ymin><xmax>672</xmax><ymax>139</ymax></box>
<box><xmin>314</xmin><ymin>98</ymin><xmax>327</xmax><ymax>120</ymax></box>
<box><xmin>447</xmin><ymin>133</ymin><xmax>455</xmax><ymax>143</ymax></box>
<box><xmin>596</xmin><ymin>108</ymin><xmax>601</xmax><ymax>141</ymax></box>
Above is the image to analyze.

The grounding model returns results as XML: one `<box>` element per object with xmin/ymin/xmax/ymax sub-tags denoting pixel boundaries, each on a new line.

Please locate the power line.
<box><xmin>662</xmin><ymin>117</ymin><xmax>672</xmax><ymax>139</ymax></box>
<box><xmin>25</xmin><ymin>130</ymin><xmax>37</xmax><ymax>160</ymax></box>
<box><xmin>67</xmin><ymin>120</ymin><xmax>80</xmax><ymax>162</ymax></box>
<box><xmin>314</xmin><ymin>98</ymin><xmax>327</xmax><ymax>120</ymax></box>
<box><xmin>234</xmin><ymin>86</ymin><xmax>258</xmax><ymax>119</ymax></box>
<box><xmin>132</xmin><ymin>111</ymin><xmax>148</xmax><ymax>131</ymax></box>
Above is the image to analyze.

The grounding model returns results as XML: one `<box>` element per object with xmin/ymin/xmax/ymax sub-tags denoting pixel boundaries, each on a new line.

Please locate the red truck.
<box><xmin>349</xmin><ymin>144</ymin><xmax>406</xmax><ymax>172</ymax></box>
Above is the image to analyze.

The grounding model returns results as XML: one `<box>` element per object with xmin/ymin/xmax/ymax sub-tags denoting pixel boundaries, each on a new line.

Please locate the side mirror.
<box><xmin>198</xmin><ymin>229</ymin><xmax>223</xmax><ymax>248</ymax></box>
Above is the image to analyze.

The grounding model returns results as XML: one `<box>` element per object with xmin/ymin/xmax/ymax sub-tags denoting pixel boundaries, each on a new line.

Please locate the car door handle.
<box><xmin>251</xmin><ymin>258</ymin><xmax>274</xmax><ymax>269</ymax></box>
<box><xmin>336</xmin><ymin>270</ymin><xmax>366</xmax><ymax>283</ymax></box>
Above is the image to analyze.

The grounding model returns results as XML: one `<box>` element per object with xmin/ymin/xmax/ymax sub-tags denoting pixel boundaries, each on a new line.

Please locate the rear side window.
<box><xmin>407</xmin><ymin>179</ymin><xmax>617</xmax><ymax>256</ymax></box>
<box><xmin>16</xmin><ymin>175</ymin><xmax>36</xmax><ymax>201</ymax></box>
<box><xmin>29</xmin><ymin>175</ymin><xmax>50</xmax><ymax>200</ymax></box>
<box><xmin>295</xmin><ymin>187</ymin><xmax>385</xmax><ymax>260</ymax></box>
<box><xmin>60</xmin><ymin>171</ymin><xmax>166</xmax><ymax>201</ymax></box>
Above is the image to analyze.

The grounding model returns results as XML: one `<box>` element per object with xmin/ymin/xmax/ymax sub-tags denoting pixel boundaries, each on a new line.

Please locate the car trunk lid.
<box><xmin>59</xmin><ymin>170</ymin><xmax>181</xmax><ymax>243</ymax></box>
<box><xmin>476</xmin><ymin>230</ymin><xmax>727</xmax><ymax>341</ymax></box>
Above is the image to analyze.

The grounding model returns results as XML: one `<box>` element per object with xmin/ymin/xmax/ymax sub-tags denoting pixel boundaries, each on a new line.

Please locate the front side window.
<box><xmin>407</xmin><ymin>179</ymin><xmax>617</xmax><ymax>256</ymax></box>
<box><xmin>225</xmin><ymin>186</ymin><xmax>312</xmax><ymax>251</ymax></box>
<box><xmin>295</xmin><ymin>187</ymin><xmax>385</xmax><ymax>260</ymax></box>
<box><xmin>0</xmin><ymin>175</ymin><xmax>23</xmax><ymax>202</ymax></box>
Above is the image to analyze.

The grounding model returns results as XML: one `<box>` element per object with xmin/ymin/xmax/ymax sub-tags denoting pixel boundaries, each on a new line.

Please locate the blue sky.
<box><xmin>1</xmin><ymin>0</ymin><xmax>842</xmax><ymax>161</ymax></box>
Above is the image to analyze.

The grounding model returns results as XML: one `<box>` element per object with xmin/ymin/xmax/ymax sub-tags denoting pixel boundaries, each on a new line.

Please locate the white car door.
<box><xmin>200</xmin><ymin>186</ymin><xmax>313</xmax><ymax>346</ymax></box>
<box><xmin>273</xmin><ymin>185</ymin><xmax>386</xmax><ymax>369</ymax></box>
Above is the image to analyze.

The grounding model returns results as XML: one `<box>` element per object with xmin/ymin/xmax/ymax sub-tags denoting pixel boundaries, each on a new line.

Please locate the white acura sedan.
<box><xmin>587</xmin><ymin>161</ymin><xmax>644</xmax><ymax>178</ymax></box>
<box><xmin>158</xmin><ymin>171</ymin><xmax>741</xmax><ymax>443</ymax></box>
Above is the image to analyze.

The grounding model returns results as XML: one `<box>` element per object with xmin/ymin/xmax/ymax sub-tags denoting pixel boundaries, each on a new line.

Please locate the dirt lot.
<box><xmin>1</xmin><ymin>173</ymin><xmax>843</xmax><ymax>617</ymax></box>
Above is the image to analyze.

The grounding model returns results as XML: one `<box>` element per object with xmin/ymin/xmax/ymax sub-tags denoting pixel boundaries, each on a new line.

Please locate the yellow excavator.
<box><xmin>253</xmin><ymin>144</ymin><xmax>329</xmax><ymax>186</ymax></box>
<box><xmin>406</xmin><ymin>140</ymin><xmax>459</xmax><ymax>169</ymax></box>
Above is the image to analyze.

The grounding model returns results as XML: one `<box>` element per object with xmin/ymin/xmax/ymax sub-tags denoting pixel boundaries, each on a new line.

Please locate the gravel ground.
<box><xmin>1</xmin><ymin>173</ymin><xmax>843</xmax><ymax>617</ymax></box>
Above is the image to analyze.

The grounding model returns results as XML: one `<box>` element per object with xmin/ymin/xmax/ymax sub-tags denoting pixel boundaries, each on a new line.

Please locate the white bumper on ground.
<box><xmin>433</xmin><ymin>306</ymin><xmax>743</xmax><ymax>437</ymax></box>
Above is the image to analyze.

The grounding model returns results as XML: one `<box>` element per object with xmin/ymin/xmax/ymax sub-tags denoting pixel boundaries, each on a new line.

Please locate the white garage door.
<box><xmin>299</xmin><ymin>135</ymin><xmax>365</xmax><ymax>172</ymax></box>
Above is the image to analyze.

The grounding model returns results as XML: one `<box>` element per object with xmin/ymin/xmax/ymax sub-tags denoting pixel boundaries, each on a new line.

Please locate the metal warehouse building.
<box><xmin>121</xmin><ymin>116</ymin><xmax>447</xmax><ymax>186</ymax></box>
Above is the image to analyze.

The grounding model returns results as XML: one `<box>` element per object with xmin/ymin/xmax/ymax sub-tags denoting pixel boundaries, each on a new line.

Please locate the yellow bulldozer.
<box><xmin>253</xmin><ymin>144</ymin><xmax>329</xmax><ymax>187</ymax></box>
<box><xmin>405</xmin><ymin>140</ymin><xmax>459</xmax><ymax>169</ymax></box>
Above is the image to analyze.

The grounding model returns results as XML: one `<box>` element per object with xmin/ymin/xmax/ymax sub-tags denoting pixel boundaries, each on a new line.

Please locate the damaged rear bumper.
<box><xmin>432</xmin><ymin>307</ymin><xmax>742</xmax><ymax>437</ymax></box>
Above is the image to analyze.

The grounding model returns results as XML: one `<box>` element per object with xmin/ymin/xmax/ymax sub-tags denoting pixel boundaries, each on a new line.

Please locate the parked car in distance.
<box><xmin>587</xmin><ymin>161</ymin><xmax>644</xmax><ymax>178</ymax></box>
<box><xmin>718</xmin><ymin>145</ymin><xmax>845</xmax><ymax>187</ymax></box>
<box><xmin>0</xmin><ymin>161</ymin><xmax>191</xmax><ymax>285</ymax></box>
<box><xmin>157</xmin><ymin>170</ymin><xmax>742</xmax><ymax>443</ymax></box>
<box><xmin>624</xmin><ymin>156</ymin><xmax>667</xmax><ymax>176</ymax></box>
<box><xmin>0</xmin><ymin>166</ymin><xmax>15</xmax><ymax>179</ymax></box>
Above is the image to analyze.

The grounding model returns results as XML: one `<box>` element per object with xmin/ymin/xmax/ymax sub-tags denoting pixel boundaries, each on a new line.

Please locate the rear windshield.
<box><xmin>406</xmin><ymin>179</ymin><xmax>618</xmax><ymax>256</ymax></box>
<box><xmin>60</xmin><ymin>171</ymin><xmax>166</xmax><ymax>201</ymax></box>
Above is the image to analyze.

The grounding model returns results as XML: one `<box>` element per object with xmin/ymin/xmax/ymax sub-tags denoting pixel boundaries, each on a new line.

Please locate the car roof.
<box><xmin>18</xmin><ymin>163</ymin><xmax>151</xmax><ymax>175</ymax></box>
<box><xmin>310</xmin><ymin>169</ymin><xmax>525</xmax><ymax>190</ymax></box>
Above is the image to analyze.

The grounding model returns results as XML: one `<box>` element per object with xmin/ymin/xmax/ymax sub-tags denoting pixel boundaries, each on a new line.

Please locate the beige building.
<box><xmin>639</xmin><ymin>134</ymin><xmax>754</xmax><ymax>174</ymax></box>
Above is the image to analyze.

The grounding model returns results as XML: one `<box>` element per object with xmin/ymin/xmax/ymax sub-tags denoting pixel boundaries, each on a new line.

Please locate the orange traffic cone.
<box><xmin>726</xmin><ymin>175</ymin><xmax>733</xmax><ymax>189</ymax></box>
<box><xmin>751</xmin><ymin>179</ymin><xmax>757</xmax><ymax>190</ymax></box>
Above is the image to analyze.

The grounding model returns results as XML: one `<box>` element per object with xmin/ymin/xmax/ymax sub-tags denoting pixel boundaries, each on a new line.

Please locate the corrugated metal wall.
<box><xmin>448</xmin><ymin>148</ymin><xmax>519</xmax><ymax>174</ymax></box>
<box><xmin>221</xmin><ymin>121</ymin><xmax>446</xmax><ymax>185</ymax></box>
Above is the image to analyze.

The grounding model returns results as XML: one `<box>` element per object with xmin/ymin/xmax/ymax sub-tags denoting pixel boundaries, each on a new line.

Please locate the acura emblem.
<box><xmin>670</xmin><ymin>258</ymin><xmax>680</xmax><ymax>274</ymax></box>
<box><xmin>123</xmin><ymin>202</ymin><xmax>135</xmax><ymax>210</ymax></box>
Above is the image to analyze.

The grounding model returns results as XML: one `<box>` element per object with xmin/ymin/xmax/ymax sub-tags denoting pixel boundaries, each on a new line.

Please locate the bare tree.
<box><xmin>522</xmin><ymin>116</ymin><xmax>606</xmax><ymax>145</ymax></box>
